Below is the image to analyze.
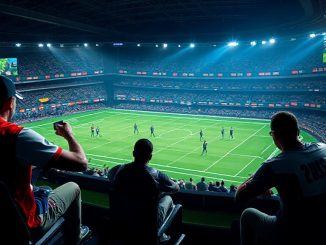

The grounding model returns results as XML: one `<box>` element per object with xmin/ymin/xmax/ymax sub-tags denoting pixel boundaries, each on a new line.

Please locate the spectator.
<box><xmin>196</xmin><ymin>177</ymin><xmax>208</xmax><ymax>191</ymax></box>
<box><xmin>0</xmin><ymin>75</ymin><xmax>90</xmax><ymax>244</ymax></box>
<box><xmin>208</xmin><ymin>181</ymin><xmax>219</xmax><ymax>192</ymax></box>
<box><xmin>229</xmin><ymin>184</ymin><xmax>237</xmax><ymax>194</ymax></box>
<box><xmin>235</xmin><ymin>111</ymin><xmax>326</xmax><ymax>244</ymax></box>
<box><xmin>185</xmin><ymin>177</ymin><xmax>197</xmax><ymax>190</ymax></box>
<box><xmin>218</xmin><ymin>180</ymin><xmax>228</xmax><ymax>193</ymax></box>
<box><xmin>108</xmin><ymin>138</ymin><xmax>179</xmax><ymax>228</ymax></box>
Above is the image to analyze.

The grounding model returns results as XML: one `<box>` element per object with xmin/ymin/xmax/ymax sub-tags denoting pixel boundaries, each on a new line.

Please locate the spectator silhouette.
<box><xmin>108</xmin><ymin>138</ymin><xmax>179</xmax><ymax>227</ymax></box>
<box><xmin>235</xmin><ymin>111</ymin><xmax>326</xmax><ymax>245</ymax></box>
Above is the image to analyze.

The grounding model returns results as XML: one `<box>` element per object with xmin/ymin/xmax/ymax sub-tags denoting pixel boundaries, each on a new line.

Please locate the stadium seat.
<box><xmin>0</xmin><ymin>181</ymin><xmax>65</xmax><ymax>245</ymax></box>
<box><xmin>109</xmin><ymin>168</ymin><xmax>185</xmax><ymax>244</ymax></box>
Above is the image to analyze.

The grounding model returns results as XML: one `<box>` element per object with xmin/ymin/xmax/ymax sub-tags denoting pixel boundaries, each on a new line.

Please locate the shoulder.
<box><xmin>18</xmin><ymin>128</ymin><xmax>45</xmax><ymax>141</ymax></box>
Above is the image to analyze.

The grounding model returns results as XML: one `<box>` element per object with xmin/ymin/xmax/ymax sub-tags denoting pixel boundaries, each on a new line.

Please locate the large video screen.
<box><xmin>0</xmin><ymin>58</ymin><xmax>18</xmax><ymax>76</ymax></box>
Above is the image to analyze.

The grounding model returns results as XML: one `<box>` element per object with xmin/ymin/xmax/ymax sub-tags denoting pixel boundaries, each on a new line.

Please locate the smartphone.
<box><xmin>53</xmin><ymin>120</ymin><xmax>64</xmax><ymax>130</ymax></box>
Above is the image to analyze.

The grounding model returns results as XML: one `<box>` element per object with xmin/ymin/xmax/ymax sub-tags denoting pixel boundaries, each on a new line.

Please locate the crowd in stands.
<box><xmin>16</xmin><ymin>78</ymin><xmax>104</xmax><ymax>91</ymax></box>
<box><xmin>14</xmin><ymin>83</ymin><xmax>107</xmax><ymax>123</ymax></box>
<box><xmin>114</xmin><ymin>88</ymin><xmax>325</xmax><ymax>106</ymax></box>
<box><xmin>17</xmin><ymin>49</ymin><xmax>104</xmax><ymax>77</ymax></box>
<box><xmin>115</xmin><ymin>79</ymin><xmax>326</xmax><ymax>91</ymax></box>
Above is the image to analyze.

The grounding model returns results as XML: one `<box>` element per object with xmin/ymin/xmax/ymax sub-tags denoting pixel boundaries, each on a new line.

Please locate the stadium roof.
<box><xmin>0</xmin><ymin>0</ymin><xmax>325</xmax><ymax>42</ymax></box>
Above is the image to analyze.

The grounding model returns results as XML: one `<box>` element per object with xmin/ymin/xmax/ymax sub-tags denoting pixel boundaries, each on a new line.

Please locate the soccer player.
<box><xmin>221</xmin><ymin>127</ymin><xmax>225</xmax><ymax>139</ymax></box>
<box><xmin>150</xmin><ymin>125</ymin><xmax>155</xmax><ymax>137</ymax></box>
<box><xmin>201</xmin><ymin>140</ymin><xmax>208</xmax><ymax>155</ymax></box>
<box><xmin>230</xmin><ymin>127</ymin><xmax>234</xmax><ymax>139</ymax></box>
<box><xmin>200</xmin><ymin>129</ymin><xmax>203</xmax><ymax>141</ymax></box>
<box><xmin>91</xmin><ymin>124</ymin><xmax>95</xmax><ymax>137</ymax></box>
<box><xmin>96</xmin><ymin>126</ymin><xmax>100</xmax><ymax>137</ymax></box>
<box><xmin>134</xmin><ymin>123</ymin><xmax>139</xmax><ymax>134</ymax></box>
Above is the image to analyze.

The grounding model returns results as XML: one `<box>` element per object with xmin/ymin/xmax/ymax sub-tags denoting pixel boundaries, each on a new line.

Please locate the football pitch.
<box><xmin>24</xmin><ymin>109</ymin><xmax>316</xmax><ymax>186</ymax></box>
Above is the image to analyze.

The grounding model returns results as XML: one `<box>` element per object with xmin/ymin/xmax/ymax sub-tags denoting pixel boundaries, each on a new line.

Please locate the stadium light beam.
<box><xmin>15</xmin><ymin>43</ymin><xmax>21</xmax><ymax>47</ymax></box>
<box><xmin>137</xmin><ymin>43</ymin><xmax>141</xmax><ymax>47</ymax></box>
<box><xmin>250</xmin><ymin>41</ymin><xmax>257</xmax><ymax>46</ymax></box>
<box><xmin>38</xmin><ymin>43</ymin><xmax>44</xmax><ymax>47</ymax></box>
<box><xmin>46</xmin><ymin>43</ymin><xmax>51</xmax><ymax>47</ymax></box>
<box><xmin>190</xmin><ymin>43</ymin><xmax>195</xmax><ymax>48</ymax></box>
<box><xmin>178</xmin><ymin>44</ymin><xmax>181</xmax><ymax>48</ymax></box>
<box><xmin>261</xmin><ymin>40</ymin><xmax>267</xmax><ymax>45</ymax></box>
<box><xmin>163</xmin><ymin>43</ymin><xmax>168</xmax><ymax>48</ymax></box>
<box><xmin>309</xmin><ymin>33</ymin><xmax>316</xmax><ymax>38</ymax></box>
<box><xmin>84</xmin><ymin>43</ymin><xmax>88</xmax><ymax>47</ymax></box>
<box><xmin>155</xmin><ymin>44</ymin><xmax>159</xmax><ymax>48</ymax></box>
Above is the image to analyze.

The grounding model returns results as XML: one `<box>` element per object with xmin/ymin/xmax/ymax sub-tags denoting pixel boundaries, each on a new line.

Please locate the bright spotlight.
<box><xmin>60</xmin><ymin>44</ymin><xmax>64</xmax><ymax>48</ymax></box>
<box><xmin>95</xmin><ymin>43</ymin><xmax>99</xmax><ymax>47</ymax></box>
<box><xmin>137</xmin><ymin>43</ymin><xmax>141</xmax><ymax>47</ymax></box>
<box><xmin>190</xmin><ymin>43</ymin><xmax>195</xmax><ymax>48</ymax></box>
<box><xmin>15</xmin><ymin>43</ymin><xmax>21</xmax><ymax>47</ymax></box>
<box><xmin>178</xmin><ymin>44</ymin><xmax>181</xmax><ymax>48</ymax></box>
<box><xmin>269</xmin><ymin>38</ymin><xmax>276</xmax><ymax>44</ymax></box>
<box><xmin>38</xmin><ymin>43</ymin><xmax>44</xmax><ymax>47</ymax></box>
<box><xmin>261</xmin><ymin>40</ymin><xmax>267</xmax><ymax>45</ymax></box>
<box><xmin>84</xmin><ymin>43</ymin><xmax>88</xmax><ymax>47</ymax></box>
<box><xmin>309</xmin><ymin>33</ymin><xmax>316</xmax><ymax>38</ymax></box>
<box><xmin>163</xmin><ymin>43</ymin><xmax>168</xmax><ymax>48</ymax></box>
<box><xmin>227</xmin><ymin>41</ymin><xmax>239</xmax><ymax>47</ymax></box>
<box><xmin>155</xmin><ymin>44</ymin><xmax>159</xmax><ymax>48</ymax></box>
<box><xmin>250</xmin><ymin>41</ymin><xmax>257</xmax><ymax>46</ymax></box>
<box><xmin>46</xmin><ymin>43</ymin><xmax>51</xmax><ymax>47</ymax></box>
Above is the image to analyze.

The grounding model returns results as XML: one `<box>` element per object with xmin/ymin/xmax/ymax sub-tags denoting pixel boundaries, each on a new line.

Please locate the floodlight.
<box><xmin>269</xmin><ymin>38</ymin><xmax>276</xmax><ymax>44</ymax></box>
<box><xmin>227</xmin><ymin>41</ymin><xmax>239</xmax><ymax>47</ymax></box>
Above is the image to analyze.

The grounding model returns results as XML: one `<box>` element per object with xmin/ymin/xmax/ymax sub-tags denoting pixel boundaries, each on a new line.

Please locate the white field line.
<box><xmin>87</xmin><ymin>154</ymin><xmax>130</xmax><ymax>162</ymax></box>
<box><xmin>229</xmin><ymin>153</ymin><xmax>264</xmax><ymax>160</ymax></box>
<box><xmin>155</xmin><ymin>148</ymin><xmax>264</xmax><ymax>160</ymax></box>
<box><xmin>204</xmin><ymin>124</ymin><xmax>267</xmax><ymax>171</ymax></box>
<box><xmin>112</xmin><ymin>108</ymin><xmax>270</xmax><ymax>124</ymax></box>
<box><xmin>166</xmin><ymin>134</ymin><xmax>220</xmax><ymax>166</ymax></box>
<box><xmin>28</xmin><ymin>110</ymin><xmax>108</xmax><ymax>128</ymax></box>
<box><xmin>89</xmin><ymin>158</ymin><xmax>243</xmax><ymax>184</ymax></box>
<box><xmin>88</xmin><ymin>116</ymin><xmax>191</xmax><ymax>154</ymax></box>
<box><xmin>36</xmin><ymin>111</ymin><xmax>153</xmax><ymax>138</ymax></box>
<box><xmin>88</xmin><ymin>154</ymin><xmax>247</xmax><ymax>179</ymax></box>
<box><xmin>234</xmin><ymin>141</ymin><xmax>277</xmax><ymax>177</ymax></box>
<box><xmin>267</xmin><ymin>148</ymin><xmax>280</xmax><ymax>160</ymax></box>
<box><xmin>234</xmin><ymin>158</ymin><xmax>257</xmax><ymax>177</ymax></box>
<box><xmin>261</xmin><ymin>142</ymin><xmax>274</xmax><ymax>154</ymax></box>
<box><xmin>156</xmin><ymin>121</ymin><xmax>219</xmax><ymax>159</ymax></box>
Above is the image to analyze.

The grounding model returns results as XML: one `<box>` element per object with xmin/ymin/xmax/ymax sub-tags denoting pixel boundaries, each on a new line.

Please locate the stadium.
<box><xmin>0</xmin><ymin>0</ymin><xmax>325</xmax><ymax>244</ymax></box>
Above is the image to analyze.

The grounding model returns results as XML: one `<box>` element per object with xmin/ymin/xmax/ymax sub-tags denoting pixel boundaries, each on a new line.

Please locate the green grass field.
<box><xmin>24</xmin><ymin>109</ymin><xmax>317</xmax><ymax>186</ymax></box>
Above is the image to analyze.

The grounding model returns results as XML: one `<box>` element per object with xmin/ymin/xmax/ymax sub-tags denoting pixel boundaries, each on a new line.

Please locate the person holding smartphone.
<box><xmin>0</xmin><ymin>75</ymin><xmax>90</xmax><ymax>244</ymax></box>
